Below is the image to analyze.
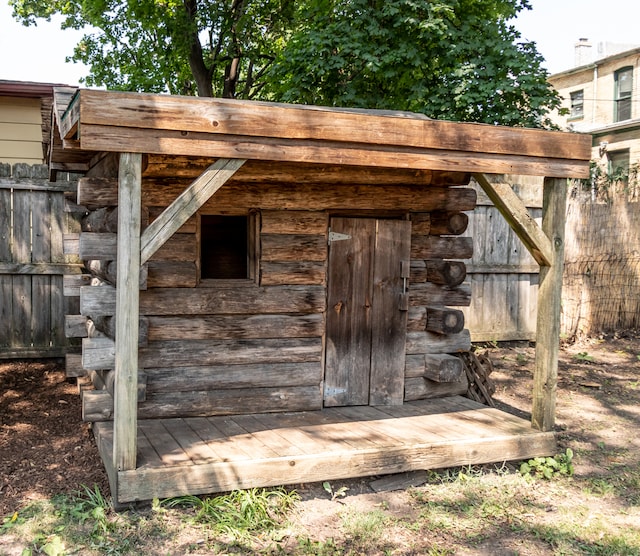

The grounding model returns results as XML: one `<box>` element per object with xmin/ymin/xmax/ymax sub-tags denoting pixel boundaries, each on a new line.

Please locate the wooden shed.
<box><xmin>50</xmin><ymin>89</ymin><xmax>591</xmax><ymax>506</ymax></box>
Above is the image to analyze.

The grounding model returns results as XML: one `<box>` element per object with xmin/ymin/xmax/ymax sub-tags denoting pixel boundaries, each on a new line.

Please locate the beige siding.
<box><xmin>0</xmin><ymin>97</ymin><xmax>44</xmax><ymax>164</ymax></box>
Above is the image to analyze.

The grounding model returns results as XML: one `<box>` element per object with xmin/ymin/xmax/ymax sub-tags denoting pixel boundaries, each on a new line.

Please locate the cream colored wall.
<box><xmin>549</xmin><ymin>50</ymin><xmax>640</xmax><ymax>130</ymax></box>
<box><xmin>0</xmin><ymin>97</ymin><xmax>44</xmax><ymax>165</ymax></box>
<box><xmin>549</xmin><ymin>50</ymin><xmax>640</xmax><ymax>173</ymax></box>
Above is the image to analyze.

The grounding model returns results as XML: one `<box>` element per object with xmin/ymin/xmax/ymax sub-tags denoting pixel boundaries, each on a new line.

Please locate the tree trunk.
<box><xmin>183</xmin><ymin>0</ymin><xmax>214</xmax><ymax>97</ymax></box>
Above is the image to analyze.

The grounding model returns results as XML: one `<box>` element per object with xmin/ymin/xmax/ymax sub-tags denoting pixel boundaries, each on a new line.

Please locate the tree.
<box><xmin>10</xmin><ymin>0</ymin><xmax>295</xmax><ymax>97</ymax></box>
<box><xmin>265</xmin><ymin>0</ymin><xmax>562</xmax><ymax>127</ymax></box>
<box><xmin>12</xmin><ymin>0</ymin><xmax>562</xmax><ymax>127</ymax></box>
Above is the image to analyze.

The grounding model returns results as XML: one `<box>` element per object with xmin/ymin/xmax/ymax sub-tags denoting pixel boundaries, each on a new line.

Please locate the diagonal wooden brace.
<box><xmin>473</xmin><ymin>173</ymin><xmax>554</xmax><ymax>267</ymax></box>
<box><xmin>140</xmin><ymin>158</ymin><xmax>246</xmax><ymax>264</ymax></box>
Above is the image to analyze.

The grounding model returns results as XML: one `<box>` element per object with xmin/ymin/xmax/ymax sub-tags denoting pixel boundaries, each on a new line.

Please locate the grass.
<box><xmin>2</xmin><ymin>465</ymin><xmax>640</xmax><ymax>555</ymax></box>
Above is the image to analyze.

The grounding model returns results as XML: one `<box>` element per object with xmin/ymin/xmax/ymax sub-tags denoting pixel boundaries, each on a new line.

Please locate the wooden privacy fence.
<box><xmin>0</xmin><ymin>164</ymin><xmax>80</xmax><ymax>358</ymax></box>
<box><xmin>462</xmin><ymin>175</ymin><xmax>542</xmax><ymax>342</ymax></box>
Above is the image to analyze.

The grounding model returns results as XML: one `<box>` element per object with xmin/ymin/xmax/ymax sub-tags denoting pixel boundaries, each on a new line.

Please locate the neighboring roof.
<box><xmin>50</xmin><ymin>88</ymin><xmax>592</xmax><ymax>179</ymax></box>
<box><xmin>550</xmin><ymin>45</ymin><xmax>640</xmax><ymax>80</ymax></box>
<box><xmin>0</xmin><ymin>79</ymin><xmax>71</xmax><ymax>98</ymax></box>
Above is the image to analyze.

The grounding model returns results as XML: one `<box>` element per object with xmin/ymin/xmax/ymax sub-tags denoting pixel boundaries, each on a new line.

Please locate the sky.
<box><xmin>0</xmin><ymin>0</ymin><xmax>639</xmax><ymax>87</ymax></box>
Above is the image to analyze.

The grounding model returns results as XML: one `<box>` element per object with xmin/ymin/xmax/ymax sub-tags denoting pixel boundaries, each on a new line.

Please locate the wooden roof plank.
<box><xmin>78</xmin><ymin>124</ymin><xmax>591</xmax><ymax>178</ymax></box>
<box><xmin>75</xmin><ymin>89</ymin><xmax>591</xmax><ymax>162</ymax></box>
<box><xmin>58</xmin><ymin>88</ymin><xmax>81</xmax><ymax>140</ymax></box>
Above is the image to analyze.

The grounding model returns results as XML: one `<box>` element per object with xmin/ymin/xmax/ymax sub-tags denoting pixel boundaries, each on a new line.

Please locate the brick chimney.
<box><xmin>575</xmin><ymin>38</ymin><xmax>592</xmax><ymax>67</ymax></box>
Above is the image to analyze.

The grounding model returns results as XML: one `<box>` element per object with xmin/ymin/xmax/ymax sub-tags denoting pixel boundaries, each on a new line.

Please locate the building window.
<box><xmin>569</xmin><ymin>90</ymin><xmax>584</xmax><ymax>119</ymax></box>
<box><xmin>200</xmin><ymin>215</ymin><xmax>251</xmax><ymax>280</ymax></box>
<box><xmin>608</xmin><ymin>150</ymin><xmax>630</xmax><ymax>183</ymax></box>
<box><xmin>614</xmin><ymin>67</ymin><xmax>633</xmax><ymax>122</ymax></box>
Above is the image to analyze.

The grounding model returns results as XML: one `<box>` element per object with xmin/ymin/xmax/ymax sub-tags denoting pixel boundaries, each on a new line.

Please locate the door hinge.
<box><xmin>328</xmin><ymin>230</ymin><xmax>352</xmax><ymax>243</ymax></box>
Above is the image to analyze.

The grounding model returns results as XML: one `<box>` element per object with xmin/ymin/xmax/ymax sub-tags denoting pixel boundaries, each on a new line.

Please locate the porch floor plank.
<box><xmin>92</xmin><ymin>396</ymin><xmax>556</xmax><ymax>504</ymax></box>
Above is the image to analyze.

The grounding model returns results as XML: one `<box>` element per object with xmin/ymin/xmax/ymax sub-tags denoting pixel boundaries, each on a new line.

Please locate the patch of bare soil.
<box><xmin>1</xmin><ymin>335</ymin><xmax>639</xmax><ymax>553</ymax></box>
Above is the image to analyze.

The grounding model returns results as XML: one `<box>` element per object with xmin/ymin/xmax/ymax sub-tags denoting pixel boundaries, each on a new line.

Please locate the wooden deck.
<box><xmin>93</xmin><ymin>396</ymin><xmax>556</xmax><ymax>504</ymax></box>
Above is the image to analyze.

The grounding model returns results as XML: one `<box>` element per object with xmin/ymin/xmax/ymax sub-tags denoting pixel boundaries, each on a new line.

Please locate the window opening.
<box><xmin>570</xmin><ymin>90</ymin><xmax>584</xmax><ymax>119</ymax></box>
<box><xmin>608</xmin><ymin>150</ymin><xmax>630</xmax><ymax>185</ymax></box>
<box><xmin>614</xmin><ymin>67</ymin><xmax>633</xmax><ymax>122</ymax></box>
<box><xmin>200</xmin><ymin>215</ymin><xmax>249</xmax><ymax>279</ymax></box>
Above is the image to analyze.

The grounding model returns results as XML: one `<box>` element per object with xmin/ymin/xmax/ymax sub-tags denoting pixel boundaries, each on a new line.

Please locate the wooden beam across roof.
<box><xmin>57</xmin><ymin>89</ymin><xmax>592</xmax><ymax>179</ymax></box>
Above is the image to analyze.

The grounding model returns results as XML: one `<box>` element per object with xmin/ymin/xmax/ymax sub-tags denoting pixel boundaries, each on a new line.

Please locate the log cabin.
<box><xmin>50</xmin><ymin>88</ymin><xmax>591</xmax><ymax>507</ymax></box>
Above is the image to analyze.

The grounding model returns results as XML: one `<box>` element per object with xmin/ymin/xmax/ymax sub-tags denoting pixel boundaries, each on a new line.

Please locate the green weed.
<box><xmin>163</xmin><ymin>487</ymin><xmax>298</xmax><ymax>541</ymax></box>
<box><xmin>574</xmin><ymin>351</ymin><xmax>595</xmax><ymax>362</ymax></box>
<box><xmin>519</xmin><ymin>449</ymin><xmax>574</xmax><ymax>479</ymax></box>
<box><xmin>322</xmin><ymin>481</ymin><xmax>349</xmax><ymax>501</ymax></box>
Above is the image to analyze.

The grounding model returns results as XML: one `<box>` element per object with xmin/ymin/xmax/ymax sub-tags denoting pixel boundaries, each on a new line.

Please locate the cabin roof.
<box><xmin>50</xmin><ymin>88</ymin><xmax>592</xmax><ymax>179</ymax></box>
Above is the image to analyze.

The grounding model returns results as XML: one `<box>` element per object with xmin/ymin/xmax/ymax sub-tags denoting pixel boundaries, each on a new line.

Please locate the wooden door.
<box><xmin>324</xmin><ymin>217</ymin><xmax>410</xmax><ymax>407</ymax></box>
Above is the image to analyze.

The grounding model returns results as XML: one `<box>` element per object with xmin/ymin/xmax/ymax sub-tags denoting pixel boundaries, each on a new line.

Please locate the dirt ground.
<box><xmin>1</xmin><ymin>334</ymin><xmax>640</xmax><ymax>547</ymax></box>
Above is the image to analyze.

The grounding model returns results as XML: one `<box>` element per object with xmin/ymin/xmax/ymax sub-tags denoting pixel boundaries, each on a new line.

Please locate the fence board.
<box><xmin>462</xmin><ymin>176</ymin><xmax>541</xmax><ymax>342</ymax></box>
<box><xmin>0</xmin><ymin>173</ymin><xmax>80</xmax><ymax>358</ymax></box>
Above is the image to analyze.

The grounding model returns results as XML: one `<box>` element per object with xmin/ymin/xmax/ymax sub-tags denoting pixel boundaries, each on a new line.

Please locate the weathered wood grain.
<box><xmin>73</xmin><ymin>90</ymin><xmax>588</xmax><ymax>159</ymax></box>
<box><xmin>85</xmin><ymin>260</ymin><xmax>148</xmax><ymax>289</ymax></box>
<box><xmin>405</xmin><ymin>330</ymin><xmax>471</xmax><ymax>354</ymax></box>
<box><xmin>426</xmin><ymin>306</ymin><xmax>465</xmax><ymax>335</ymax></box>
<box><xmin>65</xmin><ymin>352</ymin><xmax>85</xmax><ymax>378</ymax></box>
<box><xmin>429</xmin><ymin>212</ymin><xmax>469</xmax><ymax>236</ymax></box>
<box><xmin>138</xmin><ymin>385</ymin><xmax>323</xmax><ymax>419</ymax></box>
<box><xmin>113</xmin><ymin>151</ymin><xmax>142</xmax><ymax>472</ymax></box>
<box><xmin>143</xmin><ymin>156</ymin><xmax>471</xmax><ymax>185</ymax></box>
<box><xmin>261</xmin><ymin>210</ymin><xmax>328</xmax><ymax>234</ymax></box>
<box><xmin>93</xmin><ymin>315</ymin><xmax>149</xmax><ymax>346</ymax></box>
<box><xmin>145</xmin><ymin>362</ymin><xmax>322</xmax><ymax>392</ymax></box>
<box><xmin>369</xmin><ymin>219</ymin><xmax>411</xmax><ymax>406</ymax></box>
<box><xmin>407</xmin><ymin>306</ymin><xmax>427</xmax><ymax>331</ymax></box>
<box><xmin>474</xmin><ymin>173</ymin><xmax>553</xmax><ymax>266</ymax></box>
<box><xmin>425</xmin><ymin>260</ymin><xmax>467</xmax><ymax>287</ymax></box>
<box><xmin>532</xmin><ymin>177</ymin><xmax>567</xmax><ymax>432</ymax></box>
<box><xmin>140</xmin><ymin>158</ymin><xmax>245</xmax><ymax>264</ymax></box>
<box><xmin>411</xmin><ymin>236</ymin><xmax>474</xmax><ymax>260</ymax></box>
<box><xmin>80</xmin><ymin>232</ymin><xmax>196</xmax><ymax>262</ymax></box>
<box><xmin>147</xmin><ymin>261</ymin><xmax>197</xmax><ymax>288</ymax></box>
<box><xmin>65</xmin><ymin>314</ymin><xmax>88</xmax><ymax>338</ymax></box>
<box><xmin>324</xmin><ymin>218</ymin><xmax>375</xmax><ymax>407</ymax></box>
<box><xmin>404</xmin><ymin>377</ymin><xmax>468</xmax><ymax>401</ymax></box>
<box><xmin>148</xmin><ymin>314</ymin><xmax>323</xmax><ymax>341</ymax></box>
<box><xmin>79</xmin><ymin>122</ymin><xmax>591</xmax><ymax>177</ymax></box>
<box><xmin>260</xmin><ymin>261</ymin><xmax>326</xmax><ymax>286</ymax></box>
<box><xmin>409</xmin><ymin>282</ymin><xmax>471</xmax><ymax>307</ymax></box>
<box><xmin>261</xmin><ymin>234</ymin><xmax>327</xmax><ymax>262</ymax></box>
<box><xmin>77</xmin><ymin>178</ymin><xmax>477</xmax><ymax>212</ymax></box>
<box><xmin>80</xmin><ymin>284</ymin><xmax>326</xmax><ymax>317</ymax></box>
<box><xmin>103</xmin><ymin>397</ymin><xmax>557</xmax><ymax>502</ymax></box>
<box><xmin>82</xmin><ymin>337</ymin><xmax>323</xmax><ymax>370</ymax></box>
<box><xmin>83</xmin><ymin>390</ymin><xmax>114</xmax><ymax>421</ymax></box>
<box><xmin>63</xmin><ymin>274</ymin><xmax>91</xmax><ymax>297</ymax></box>
<box><xmin>405</xmin><ymin>354</ymin><xmax>464</xmax><ymax>382</ymax></box>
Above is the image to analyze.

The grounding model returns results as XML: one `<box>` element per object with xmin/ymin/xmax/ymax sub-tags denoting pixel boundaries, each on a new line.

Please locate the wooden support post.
<box><xmin>113</xmin><ymin>152</ymin><xmax>142</xmax><ymax>472</ymax></box>
<box><xmin>532</xmin><ymin>177</ymin><xmax>567</xmax><ymax>432</ymax></box>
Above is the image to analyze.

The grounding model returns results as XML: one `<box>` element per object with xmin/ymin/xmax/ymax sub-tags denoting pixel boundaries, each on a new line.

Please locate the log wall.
<box><xmin>65</xmin><ymin>168</ymin><xmax>476</xmax><ymax>420</ymax></box>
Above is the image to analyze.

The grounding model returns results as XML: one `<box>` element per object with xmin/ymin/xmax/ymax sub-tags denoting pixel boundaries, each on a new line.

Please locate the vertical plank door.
<box><xmin>369</xmin><ymin>220</ymin><xmax>411</xmax><ymax>405</ymax></box>
<box><xmin>324</xmin><ymin>218</ymin><xmax>410</xmax><ymax>407</ymax></box>
<box><xmin>324</xmin><ymin>218</ymin><xmax>375</xmax><ymax>406</ymax></box>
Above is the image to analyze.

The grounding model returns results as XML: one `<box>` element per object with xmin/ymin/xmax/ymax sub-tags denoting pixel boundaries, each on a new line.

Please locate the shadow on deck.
<box><xmin>93</xmin><ymin>395</ymin><xmax>556</xmax><ymax>505</ymax></box>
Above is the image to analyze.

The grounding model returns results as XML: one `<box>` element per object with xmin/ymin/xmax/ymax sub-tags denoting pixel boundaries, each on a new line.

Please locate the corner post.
<box><xmin>532</xmin><ymin>177</ymin><xmax>567</xmax><ymax>431</ymax></box>
<box><xmin>113</xmin><ymin>152</ymin><xmax>142</xmax><ymax>471</ymax></box>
